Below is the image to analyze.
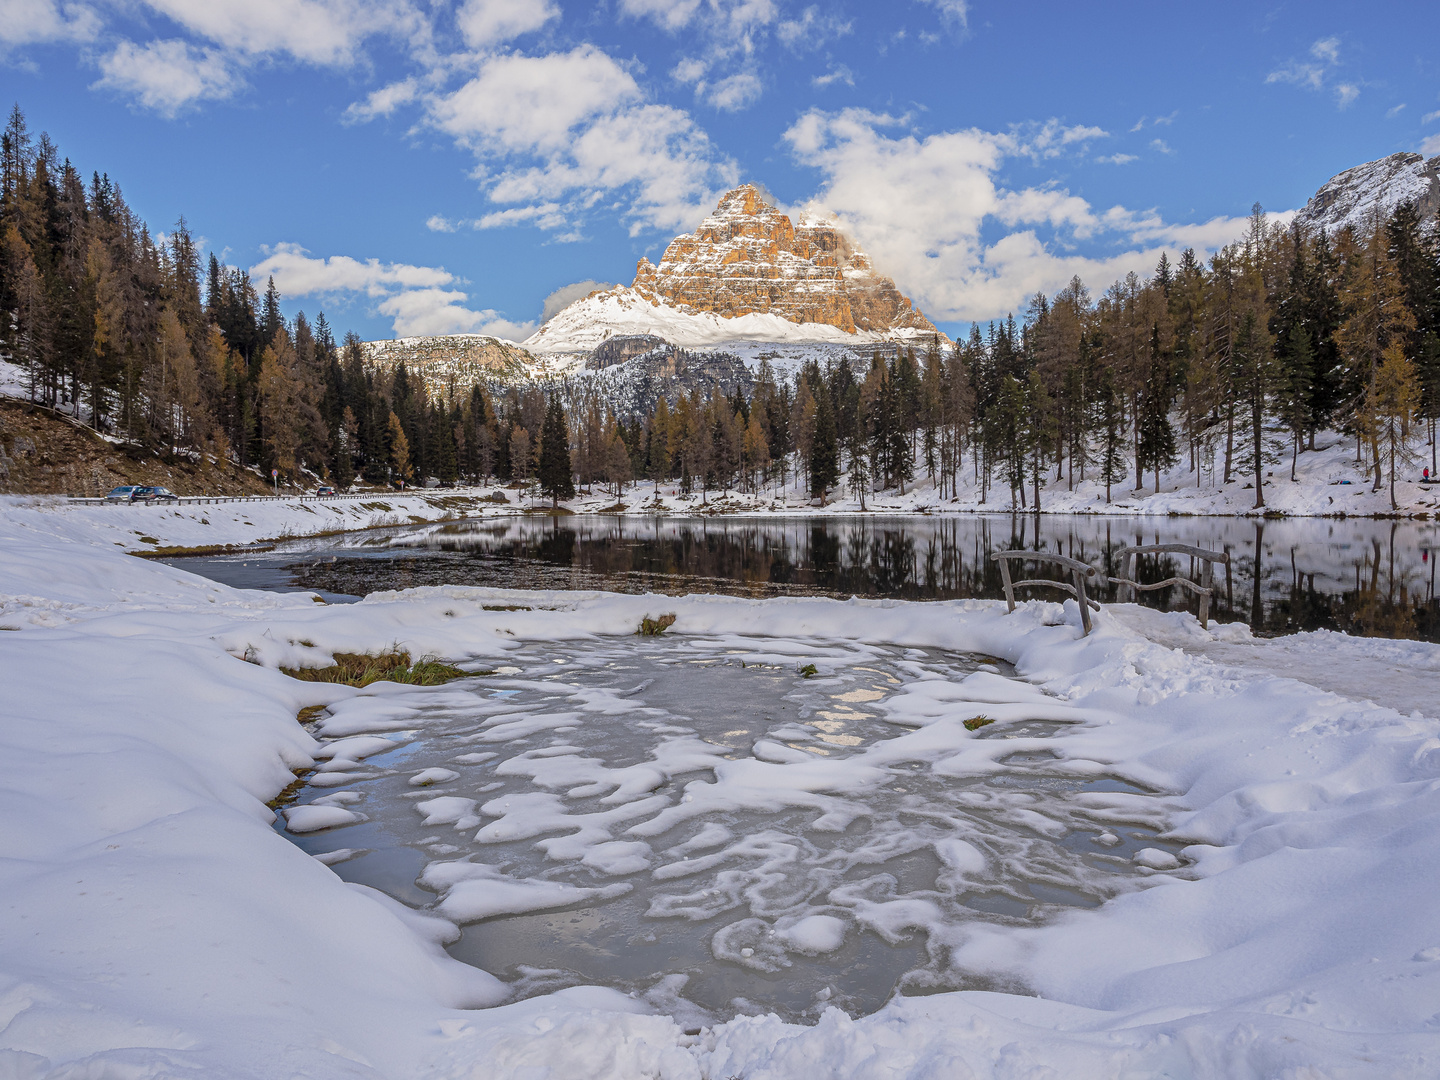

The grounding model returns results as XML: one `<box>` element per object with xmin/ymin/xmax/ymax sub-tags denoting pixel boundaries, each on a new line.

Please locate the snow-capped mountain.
<box><xmin>523</xmin><ymin>184</ymin><xmax>945</xmax><ymax>357</ymax></box>
<box><xmin>1295</xmin><ymin>151</ymin><xmax>1440</xmax><ymax>236</ymax></box>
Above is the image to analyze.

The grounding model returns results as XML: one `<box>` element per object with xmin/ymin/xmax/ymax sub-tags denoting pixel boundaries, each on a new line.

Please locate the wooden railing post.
<box><xmin>998</xmin><ymin>555</ymin><xmax>1016</xmax><ymax>612</ymax></box>
<box><xmin>1073</xmin><ymin>567</ymin><xmax>1093</xmax><ymax>635</ymax></box>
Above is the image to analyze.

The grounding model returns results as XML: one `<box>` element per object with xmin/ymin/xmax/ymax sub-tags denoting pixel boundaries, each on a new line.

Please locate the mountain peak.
<box><xmin>525</xmin><ymin>183</ymin><xmax>941</xmax><ymax>354</ymax></box>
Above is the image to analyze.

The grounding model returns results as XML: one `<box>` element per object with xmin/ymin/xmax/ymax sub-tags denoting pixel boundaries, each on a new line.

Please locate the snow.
<box><xmin>523</xmin><ymin>286</ymin><xmax>937</xmax><ymax>357</ymax></box>
<box><xmin>3</xmin><ymin>499</ymin><xmax>1440</xmax><ymax>1076</ymax></box>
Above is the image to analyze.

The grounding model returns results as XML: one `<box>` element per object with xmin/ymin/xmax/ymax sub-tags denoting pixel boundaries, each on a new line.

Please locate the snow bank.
<box><xmin>2</xmin><ymin>501</ymin><xmax>1440</xmax><ymax>1077</ymax></box>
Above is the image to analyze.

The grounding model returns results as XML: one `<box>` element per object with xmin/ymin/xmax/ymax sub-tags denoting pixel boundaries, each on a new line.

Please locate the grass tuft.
<box><xmin>964</xmin><ymin>715</ymin><xmax>996</xmax><ymax>731</ymax></box>
<box><xmin>798</xmin><ymin>663</ymin><xmax>819</xmax><ymax>678</ymax></box>
<box><xmin>639</xmin><ymin>613</ymin><xmax>677</xmax><ymax>636</ymax></box>
<box><xmin>281</xmin><ymin>650</ymin><xmax>467</xmax><ymax>687</ymax></box>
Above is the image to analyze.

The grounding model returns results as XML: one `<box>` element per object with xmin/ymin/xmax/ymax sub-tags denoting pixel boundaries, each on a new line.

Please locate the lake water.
<box><xmin>274</xmin><ymin>635</ymin><xmax>1180</xmax><ymax>1022</ymax></box>
<box><xmin>168</xmin><ymin>513</ymin><xmax>1440</xmax><ymax>642</ymax></box>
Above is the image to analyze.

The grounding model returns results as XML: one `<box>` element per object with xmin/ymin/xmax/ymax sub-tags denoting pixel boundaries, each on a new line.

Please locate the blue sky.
<box><xmin>3</xmin><ymin>0</ymin><xmax>1438</xmax><ymax>344</ymax></box>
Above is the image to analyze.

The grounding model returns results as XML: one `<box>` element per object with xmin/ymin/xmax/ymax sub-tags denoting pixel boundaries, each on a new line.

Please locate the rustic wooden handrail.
<box><xmin>991</xmin><ymin>550</ymin><xmax>1100</xmax><ymax>635</ymax></box>
<box><xmin>1111</xmin><ymin>543</ymin><xmax>1229</xmax><ymax>628</ymax></box>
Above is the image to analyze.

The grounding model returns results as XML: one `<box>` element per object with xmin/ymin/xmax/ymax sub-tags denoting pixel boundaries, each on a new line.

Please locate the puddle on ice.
<box><xmin>276</xmin><ymin>637</ymin><xmax>1185</xmax><ymax>1023</ymax></box>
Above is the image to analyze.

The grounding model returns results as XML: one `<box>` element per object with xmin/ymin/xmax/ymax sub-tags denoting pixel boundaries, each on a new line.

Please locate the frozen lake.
<box><xmin>275</xmin><ymin>634</ymin><xmax>1182</xmax><ymax>1022</ymax></box>
<box><xmin>168</xmin><ymin>513</ymin><xmax>1440</xmax><ymax>640</ymax></box>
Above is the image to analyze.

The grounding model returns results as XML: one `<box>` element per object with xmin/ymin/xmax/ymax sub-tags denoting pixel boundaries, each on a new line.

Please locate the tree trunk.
<box><xmin>1251</xmin><ymin>388</ymin><xmax>1265</xmax><ymax>510</ymax></box>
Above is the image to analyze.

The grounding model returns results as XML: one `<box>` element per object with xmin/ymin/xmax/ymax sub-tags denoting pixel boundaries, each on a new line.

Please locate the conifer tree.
<box><xmin>538</xmin><ymin>395</ymin><xmax>575</xmax><ymax>506</ymax></box>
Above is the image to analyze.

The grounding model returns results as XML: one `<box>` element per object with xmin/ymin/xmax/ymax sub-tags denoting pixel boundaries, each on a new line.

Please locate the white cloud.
<box><xmin>1096</xmin><ymin>153</ymin><xmax>1137</xmax><ymax>165</ymax></box>
<box><xmin>783</xmin><ymin>108</ymin><xmax>1254</xmax><ymax>323</ymax></box>
<box><xmin>135</xmin><ymin>0</ymin><xmax>422</xmax><ymax>66</ymax></box>
<box><xmin>541</xmin><ymin>279</ymin><xmax>616</xmax><ymax>322</ymax></box>
<box><xmin>1266</xmin><ymin>35</ymin><xmax>1359</xmax><ymax>108</ymax></box>
<box><xmin>706</xmin><ymin>71</ymin><xmax>763</xmax><ymax>111</ymax></box>
<box><xmin>913</xmin><ymin>0</ymin><xmax>967</xmax><ymax>29</ymax></box>
<box><xmin>250</xmin><ymin>242</ymin><xmax>533</xmax><ymax>339</ymax></box>
<box><xmin>776</xmin><ymin>6</ymin><xmax>852</xmax><ymax>52</ymax></box>
<box><xmin>455</xmin><ymin>0</ymin><xmax>557</xmax><ymax>48</ymax></box>
<box><xmin>617</xmin><ymin>0</ymin><xmax>702</xmax><ymax>32</ymax></box>
<box><xmin>0</xmin><ymin>0</ymin><xmax>100</xmax><ymax>47</ymax></box>
<box><xmin>1150</xmin><ymin>138</ymin><xmax>1174</xmax><ymax>155</ymax></box>
<box><xmin>1423</xmin><ymin>110</ymin><xmax>1440</xmax><ymax>125</ymax></box>
<box><xmin>344</xmin><ymin>77</ymin><xmax>420</xmax><ymax>123</ymax></box>
<box><xmin>425</xmin><ymin>214</ymin><xmax>459</xmax><ymax>232</ymax></box>
<box><xmin>92</xmin><ymin>39</ymin><xmax>244</xmax><ymax>116</ymax></box>
<box><xmin>427</xmin><ymin>46</ymin><xmax>737</xmax><ymax>234</ymax></box>
<box><xmin>812</xmin><ymin>64</ymin><xmax>853</xmax><ymax>88</ymax></box>
<box><xmin>1309</xmin><ymin>35</ymin><xmax>1340</xmax><ymax>65</ymax></box>
<box><xmin>1422</xmin><ymin>133</ymin><xmax>1440</xmax><ymax>157</ymax></box>
<box><xmin>376</xmin><ymin>288</ymin><xmax>536</xmax><ymax>339</ymax></box>
<box><xmin>1386</xmin><ymin>103</ymin><xmax>1406</xmax><ymax>119</ymax></box>
<box><xmin>1012</xmin><ymin>119</ymin><xmax>1108</xmax><ymax>161</ymax></box>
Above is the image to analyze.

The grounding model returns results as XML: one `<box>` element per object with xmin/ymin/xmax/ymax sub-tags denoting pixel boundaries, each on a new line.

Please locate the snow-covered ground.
<box><xmin>3</xmin><ymin>497</ymin><xmax>1440</xmax><ymax>1078</ymax></box>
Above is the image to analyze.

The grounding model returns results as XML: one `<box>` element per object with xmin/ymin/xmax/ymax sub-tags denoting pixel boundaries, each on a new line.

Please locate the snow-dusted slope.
<box><xmin>522</xmin><ymin>285</ymin><xmax>930</xmax><ymax>356</ymax></box>
<box><xmin>1295</xmin><ymin>151</ymin><xmax>1440</xmax><ymax>235</ymax></box>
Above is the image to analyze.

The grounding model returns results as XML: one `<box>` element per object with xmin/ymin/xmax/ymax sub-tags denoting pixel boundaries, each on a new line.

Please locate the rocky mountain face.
<box><xmin>580</xmin><ymin>337</ymin><xmax>753</xmax><ymax>420</ymax></box>
<box><xmin>1295</xmin><ymin>152</ymin><xmax>1440</xmax><ymax>235</ymax></box>
<box><xmin>360</xmin><ymin>335</ymin><xmax>531</xmax><ymax>402</ymax></box>
<box><xmin>523</xmin><ymin>185</ymin><xmax>944</xmax><ymax>355</ymax></box>
<box><xmin>634</xmin><ymin>184</ymin><xmax>938</xmax><ymax>336</ymax></box>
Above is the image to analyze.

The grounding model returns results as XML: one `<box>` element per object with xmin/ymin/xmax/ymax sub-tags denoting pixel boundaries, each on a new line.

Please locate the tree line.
<box><xmin>3</xmin><ymin>104</ymin><xmax>1438</xmax><ymax>507</ymax></box>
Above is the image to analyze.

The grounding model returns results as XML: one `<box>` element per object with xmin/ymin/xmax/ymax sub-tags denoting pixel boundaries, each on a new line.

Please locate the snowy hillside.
<box><xmin>1295</xmin><ymin>151</ymin><xmax>1440</xmax><ymax>235</ymax></box>
<box><xmin>522</xmin><ymin>285</ymin><xmax>938</xmax><ymax>358</ymax></box>
<box><xmin>4</xmin><ymin>501</ymin><xmax>1440</xmax><ymax>1077</ymax></box>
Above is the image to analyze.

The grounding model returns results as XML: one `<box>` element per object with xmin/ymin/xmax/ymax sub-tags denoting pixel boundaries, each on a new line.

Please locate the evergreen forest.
<box><xmin>3</xmin><ymin>105</ymin><xmax>1438</xmax><ymax>509</ymax></box>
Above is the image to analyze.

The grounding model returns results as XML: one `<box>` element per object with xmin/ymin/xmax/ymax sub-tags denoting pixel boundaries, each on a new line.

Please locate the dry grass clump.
<box><xmin>639</xmin><ymin>613</ymin><xmax>677</xmax><ymax>636</ymax></box>
<box><xmin>281</xmin><ymin>650</ymin><xmax>466</xmax><ymax>687</ymax></box>
<box><xmin>964</xmin><ymin>714</ymin><xmax>996</xmax><ymax>731</ymax></box>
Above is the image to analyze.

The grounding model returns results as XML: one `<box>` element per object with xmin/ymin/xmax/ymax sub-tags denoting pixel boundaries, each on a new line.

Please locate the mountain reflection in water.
<box><xmin>269</xmin><ymin>514</ymin><xmax>1440</xmax><ymax>643</ymax></box>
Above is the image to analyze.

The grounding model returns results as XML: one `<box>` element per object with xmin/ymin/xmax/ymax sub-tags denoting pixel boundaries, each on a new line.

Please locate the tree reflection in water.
<box><xmin>285</xmin><ymin>513</ymin><xmax>1440</xmax><ymax>642</ymax></box>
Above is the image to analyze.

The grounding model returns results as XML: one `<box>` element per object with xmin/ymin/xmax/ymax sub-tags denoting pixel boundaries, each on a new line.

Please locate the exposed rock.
<box><xmin>582</xmin><ymin>342</ymin><xmax>753</xmax><ymax>420</ymax></box>
<box><xmin>525</xmin><ymin>184</ymin><xmax>945</xmax><ymax>356</ymax></box>
<box><xmin>1295</xmin><ymin>152</ymin><xmax>1440</xmax><ymax>236</ymax></box>
<box><xmin>359</xmin><ymin>335</ymin><xmax>533</xmax><ymax>402</ymax></box>
<box><xmin>588</xmin><ymin>335</ymin><xmax>670</xmax><ymax>370</ymax></box>
<box><xmin>632</xmin><ymin>184</ymin><xmax>938</xmax><ymax>337</ymax></box>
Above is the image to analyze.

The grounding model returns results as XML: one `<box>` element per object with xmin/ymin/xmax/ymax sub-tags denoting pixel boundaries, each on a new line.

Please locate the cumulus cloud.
<box><xmin>621</xmin><ymin>0</ymin><xmax>781</xmax><ymax>111</ymax></box>
<box><xmin>93</xmin><ymin>39</ymin><xmax>245</xmax><ymax>116</ymax></box>
<box><xmin>136</xmin><ymin>0</ymin><xmax>423</xmax><ymax>66</ymax></box>
<box><xmin>783</xmin><ymin>108</ymin><xmax>1254</xmax><ymax>323</ymax></box>
<box><xmin>1422</xmin><ymin>133</ymin><xmax>1440</xmax><ymax>157</ymax></box>
<box><xmin>541</xmin><ymin>279</ymin><xmax>616</xmax><ymax>322</ymax></box>
<box><xmin>0</xmin><ymin>0</ymin><xmax>100</xmax><ymax>47</ymax></box>
<box><xmin>427</xmin><ymin>46</ymin><xmax>737</xmax><ymax>234</ymax></box>
<box><xmin>455</xmin><ymin>0</ymin><xmax>558</xmax><ymax>48</ymax></box>
<box><xmin>249</xmin><ymin>242</ymin><xmax>534</xmax><ymax>340</ymax></box>
<box><xmin>1096</xmin><ymin>153</ymin><xmax>1137</xmax><ymax>165</ymax></box>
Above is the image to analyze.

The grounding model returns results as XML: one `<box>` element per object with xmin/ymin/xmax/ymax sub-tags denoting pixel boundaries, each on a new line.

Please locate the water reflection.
<box><xmin>263</xmin><ymin>514</ymin><xmax>1440</xmax><ymax>642</ymax></box>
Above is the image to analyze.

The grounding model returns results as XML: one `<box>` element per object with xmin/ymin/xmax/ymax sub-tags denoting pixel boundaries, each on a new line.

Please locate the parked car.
<box><xmin>105</xmin><ymin>486</ymin><xmax>142</xmax><ymax>503</ymax></box>
<box><xmin>315</xmin><ymin>485</ymin><xmax>336</xmax><ymax>496</ymax></box>
<box><xmin>129</xmin><ymin>486</ymin><xmax>179</xmax><ymax>504</ymax></box>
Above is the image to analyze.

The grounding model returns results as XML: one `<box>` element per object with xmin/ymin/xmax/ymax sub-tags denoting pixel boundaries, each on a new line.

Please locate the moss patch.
<box><xmin>639</xmin><ymin>613</ymin><xmax>677</xmax><ymax>636</ymax></box>
<box><xmin>281</xmin><ymin>650</ymin><xmax>467</xmax><ymax>687</ymax></box>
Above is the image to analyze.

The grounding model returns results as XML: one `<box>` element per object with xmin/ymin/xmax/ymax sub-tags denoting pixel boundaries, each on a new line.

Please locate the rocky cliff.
<box><xmin>360</xmin><ymin>335</ymin><xmax>531</xmax><ymax>402</ymax></box>
<box><xmin>524</xmin><ymin>184</ymin><xmax>943</xmax><ymax>355</ymax></box>
<box><xmin>1295</xmin><ymin>152</ymin><xmax>1440</xmax><ymax>235</ymax></box>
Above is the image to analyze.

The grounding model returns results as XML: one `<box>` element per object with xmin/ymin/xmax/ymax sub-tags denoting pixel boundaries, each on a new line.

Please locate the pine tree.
<box><xmin>538</xmin><ymin>395</ymin><xmax>575</xmax><ymax>506</ymax></box>
<box><xmin>811</xmin><ymin>388</ymin><xmax>839</xmax><ymax>502</ymax></box>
